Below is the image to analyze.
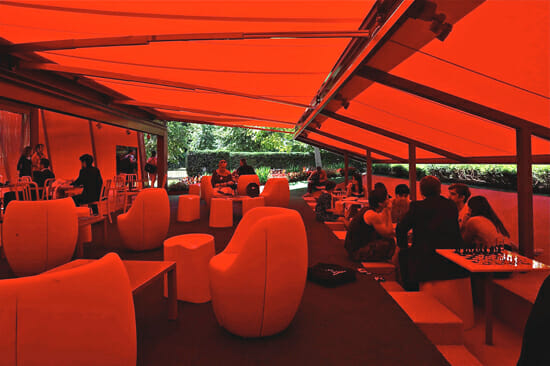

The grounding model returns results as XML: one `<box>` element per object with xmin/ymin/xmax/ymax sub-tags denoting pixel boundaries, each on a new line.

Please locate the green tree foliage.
<box><xmin>146</xmin><ymin>122</ymin><xmax>314</xmax><ymax>168</ymax></box>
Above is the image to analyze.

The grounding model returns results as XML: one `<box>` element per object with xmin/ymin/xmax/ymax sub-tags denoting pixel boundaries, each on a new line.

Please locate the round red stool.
<box><xmin>242</xmin><ymin>196</ymin><xmax>265</xmax><ymax>216</ymax></box>
<box><xmin>209</xmin><ymin>198</ymin><xmax>233</xmax><ymax>228</ymax></box>
<box><xmin>177</xmin><ymin>195</ymin><xmax>200</xmax><ymax>222</ymax></box>
<box><xmin>188</xmin><ymin>184</ymin><xmax>200</xmax><ymax>197</ymax></box>
<box><xmin>164</xmin><ymin>234</ymin><xmax>215</xmax><ymax>303</ymax></box>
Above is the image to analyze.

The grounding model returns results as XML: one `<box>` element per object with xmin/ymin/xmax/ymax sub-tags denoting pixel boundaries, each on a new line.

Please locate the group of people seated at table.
<box><xmin>364</xmin><ymin>178</ymin><xmax>513</xmax><ymax>290</ymax></box>
<box><xmin>311</xmin><ymin>170</ymin><xmax>516</xmax><ymax>291</ymax></box>
<box><xmin>211</xmin><ymin>158</ymin><xmax>256</xmax><ymax>196</ymax></box>
<box><xmin>12</xmin><ymin>145</ymin><xmax>103</xmax><ymax>214</ymax></box>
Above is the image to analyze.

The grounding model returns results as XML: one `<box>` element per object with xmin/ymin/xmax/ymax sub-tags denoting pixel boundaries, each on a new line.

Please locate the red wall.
<box><xmin>40</xmin><ymin>109</ymin><xmax>141</xmax><ymax>181</ymax></box>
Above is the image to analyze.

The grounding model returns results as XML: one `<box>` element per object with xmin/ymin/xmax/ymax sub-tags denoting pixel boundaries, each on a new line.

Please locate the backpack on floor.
<box><xmin>307</xmin><ymin>263</ymin><xmax>356</xmax><ymax>287</ymax></box>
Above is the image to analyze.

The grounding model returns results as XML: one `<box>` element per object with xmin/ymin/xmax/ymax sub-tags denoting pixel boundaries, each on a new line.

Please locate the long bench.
<box><xmin>389</xmin><ymin>292</ymin><xmax>464</xmax><ymax>345</ymax></box>
<box><xmin>436</xmin><ymin>346</ymin><xmax>483</xmax><ymax>366</ymax></box>
<box><xmin>492</xmin><ymin>271</ymin><xmax>549</xmax><ymax>333</ymax></box>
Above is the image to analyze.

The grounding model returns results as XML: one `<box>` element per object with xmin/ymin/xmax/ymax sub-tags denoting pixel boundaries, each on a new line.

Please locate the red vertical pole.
<box><xmin>409</xmin><ymin>143</ymin><xmax>417</xmax><ymax>201</ymax></box>
<box><xmin>344</xmin><ymin>151</ymin><xmax>349</xmax><ymax>187</ymax></box>
<box><xmin>157</xmin><ymin>131</ymin><xmax>168</xmax><ymax>189</ymax></box>
<box><xmin>137</xmin><ymin>132</ymin><xmax>146</xmax><ymax>183</ymax></box>
<box><xmin>366</xmin><ymin>149</ymin><xmax>373</xmax><ymax>195</ymax></box>
<box><xmin>516</xmin><ymin>128</ymin><xmax>534</xmax><ymax>258</ymax></box>
<box><xmin>88</xmin><ymin>120</ymin><xmax>98</xmax><ymax>166</ymax></box>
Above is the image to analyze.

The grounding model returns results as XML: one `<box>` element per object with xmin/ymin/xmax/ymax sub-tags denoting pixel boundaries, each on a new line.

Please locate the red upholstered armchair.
<box><xmin>2</xmin><ymin>198</ymin><xmax>78</xmax><ymax>276</ymax></box>
<box><xmin>200</xmin><ymin>175</ymin><xmax>215</xmax><ymax>207</ymax></box>
<box><xmin>0</xmin><ymin>253</ymin><xmax>136</xmax><ymax>366</ymax></box>
<box><xmin>209</xmin><ymin>206</ymin><xmax>308</xmax><ymax>337</ymax></box>
<box><xmin>117</xmin><ymin>188</ymin><xmax>170</xmax><ymax>251</ymax></box>
<box><xmin>236</xmin><ymin>174</ymin><xmax>260</xmax><ymax>196</ymax></box>
<box><xmin>260</xmin><ymin>178</ymin><xmax>290</xmax><ymax>207</ymax></box>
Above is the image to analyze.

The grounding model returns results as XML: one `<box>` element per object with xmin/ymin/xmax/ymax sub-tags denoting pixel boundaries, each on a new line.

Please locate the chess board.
<box><xmin>437</xmin><ymin>249</ymin><xmax>550</xmax><ymax>273</ymax></box>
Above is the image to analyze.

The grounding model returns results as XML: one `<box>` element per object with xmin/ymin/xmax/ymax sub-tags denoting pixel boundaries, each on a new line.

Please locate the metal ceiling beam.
<box><xmin>296</xmin><ymin>136</ymin><xmax>381</xmax><ymax>163</ymax></box>
<box><xmin>357</xmin><ymin>66</ymin><xmax>550</xmax><ymax>141</ymax></box>
<box><xmin>380</xmin><ymin>154</ymin><xmax>550</xmax><ymax>165</ymax></box>
<box><xmin>17</xmin><ymin>62</ymin><xmax>309</xmax><ymax>109</ymax></box>
<box><xmin>322</xmin><ymin>110</ymin><xmax>467</xmax><ymax>162</ymax></box>
<box><xmin>114</xmin><ymin>100</ymin><xmax>295</xmax><ymax>126</ymax></box>
<box><xmin>0</xmin><ymin>68</ymin><xmax>165</xmax><ymax>134</ymax></box>
<box><xmin>4</xmin><ymin>31</ymin><xmax>371</xmax><ymax>53</ymax></box>
<box><xmin>160</xmin><ymin>113</ymin><xmax>293</xmax><ymax>134</ymax></box>
<box><xmin>306</xmin><ymin>127</ymin><xmax>407</xmax><ymax>162</ymax></box>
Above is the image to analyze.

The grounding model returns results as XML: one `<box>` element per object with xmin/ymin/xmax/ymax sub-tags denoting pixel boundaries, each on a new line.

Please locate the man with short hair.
<box><xmin>448</xmin><ymin>183</ymin><xmax>471</xmax><ymax>230</ymax></box>
<box><xmin>235</xmin><ymin>158</ymin><xmax>255</xmax><ymax>176</ymax></box>
<box><xmin>305</xmin><ymin>166</ymin><xmax>329</xmax><ymax>195</ymax></box>
<box><xmin>396</xmin><ymin>176</ymin><xmax>466</xmax><ymax>290</ymax></box>
<box><xmin>32</xmin><ymin>158</ymin><xmax>55</xmax><ymax>187</ymax></box>
<box><xmin>71</xmin><ymin>154</ymin><xmax>103</xmax><ymax>213</ymax></box>
<box><xmin>391</xmin><ymin>184</ymin><xmax>410</xmax><ymax>224</ymax></box>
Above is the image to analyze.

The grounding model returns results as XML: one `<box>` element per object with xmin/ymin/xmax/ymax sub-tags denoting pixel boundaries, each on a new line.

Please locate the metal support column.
<box><xmin>366</xmin><ymin>149</ymin><xmax>373</xmax><ymax>195</ymax></box>
<box><xmin>344</xmin><ymin>152</ymin><xmax>349</xmax><ymax>186</ymax></box>
<box><xmin>516</xmin><ymin>128</ymin><xmax>534</xmax><ymax>258</ymax></box>
<box><xmin>409</xmin><ymin>144</ymin><xmax>417</xmax><ymax>201</ymax></box>
<box><xmin>157</xmin><ymin>131</ymin><xmax>168</xmax><ymax>189</ymax></box>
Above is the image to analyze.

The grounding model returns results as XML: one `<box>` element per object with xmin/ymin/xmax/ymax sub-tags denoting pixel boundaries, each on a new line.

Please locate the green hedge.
<box><xmin>372</xmin><ymin>164</ymin><xmax>550</xmax><ymax>194</ymax></box>
<box><xmin>186</xmin><ymin>150</ymin><xmax>363</xmax><ymax>176</ymax></box>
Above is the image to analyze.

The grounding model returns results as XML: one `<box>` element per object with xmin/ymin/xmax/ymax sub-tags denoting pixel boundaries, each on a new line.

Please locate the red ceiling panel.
<box><xmin>386</xmin><ymin>0</ymin><xmax>550</xmax><ymax>128</ymax></box>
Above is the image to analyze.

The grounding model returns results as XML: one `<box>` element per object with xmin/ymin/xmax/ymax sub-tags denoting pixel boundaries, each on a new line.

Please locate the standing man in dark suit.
<box><xmin>71</xmin><ymin>154</ymin><xmax>103</xmax><ymax>214</ymax></box>
<box><xmin>396</xmin><ymin>176</ymin><xmax>467</xmax><ymax>291</ymax></box>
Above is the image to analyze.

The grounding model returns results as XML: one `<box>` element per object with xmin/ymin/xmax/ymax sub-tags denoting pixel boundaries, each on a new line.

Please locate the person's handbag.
<box><xmin>307</xmin><ymin>263</ymin><xmax>356</xmax><ymax>287</ymax></box>
<box><xmin>144</xmin><ymin>163</ymin><xmax>157</xmax><ymax>174</ymax></box>
<box><xmin>246</xmin><ymin>182</ymin><xmax>259</xmax><ymax>197</ymax></box>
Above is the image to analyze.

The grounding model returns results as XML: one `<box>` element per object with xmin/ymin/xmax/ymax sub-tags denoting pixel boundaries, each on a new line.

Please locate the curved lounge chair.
<box><xmin>118</xmin><ymin>188</ymin><xmax>170</xmax><ymax>251</ymax></box>
<box><xmin>260</xmin><ymin>178</ymin><xmax>290</xmax><ymax>207</ymax></box>
<box><xmin>209</xmin><ymin>206</ymin><xmax>308</xmax><ymax>337</ymax></box>
<box><xmin>2</xmin><ymin>198</ymin><xmax>78</xmax><ymax>276</ymax></box>
<box><xmin>0</xmin><ymin>253</ymin><xmax>136</xmax><ymax>366</ymax></box>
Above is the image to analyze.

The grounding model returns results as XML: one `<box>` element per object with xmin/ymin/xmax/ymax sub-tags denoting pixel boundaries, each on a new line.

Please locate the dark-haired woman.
<box><xmin>17</xmin><ymin>146</ymin><xmax>33</xmax><ymax>178</ymax></box>
<box><xmin>462</xmin><ymin>196</ymin><xmax>517</xmax><ymax>251</ymax></box>
<box><xmin>346</xmin><ymin>173</ymin><xmax>364</xmax><ymax>197</ymax></box>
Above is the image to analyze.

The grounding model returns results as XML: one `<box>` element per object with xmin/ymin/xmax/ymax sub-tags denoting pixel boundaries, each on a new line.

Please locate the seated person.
<box><xmin>212</xmin><ymin>159</ymin><xmax>235</xmax><ymax>195</ymax></box>
<box><xmin>462</xmin><ymin>196</ymin><xmax>517</xmax><ymax>251</ymax></box>
<box><xmin>448</xmin><ymin>183</ymin><xmax>472</xmax><ymax>231</ymax></box>
<box><xmin>344</xmin><ymin>189</ymin><xmax>396</xmax><ymax>262</ymax></box>
<box><xmin>32</xmin><ymin>158</ymin><xmax>55</xmax><ymax>187</ymax></box>
<box><xmin>343</xmin><ymin>203</ymin><xmax>362</xmax><ymax>230</ymax></box>
<box><xmin>346</xmin><ymin>172</ymin><xmax>364</xmax><ymax>197</ymax></box>
<box><xmin>234</xmin><ymin>158</ymin><xmax>255</xmax><ymax>176</ymax></box>
<box><xmin>374</xmin><ymin>182</ymin><xmax>389</xmax><ymax>197</ymax></box>
<box><xmin>391</xmin><ymin>184</ymin><xmax>410</xmax><ymax>223</ymax></box>
<box><xmin>396</xmin><ymin>176</ymin><xmax>467</xmax><ymax>291</ymax></box>
<box><xmin>71</xmin><ymin>154</ymin><xmax>103</xmax><ymax>213</ymax></box>
<box><xmin>315</xmin><ymin>190</ymin><xmax>339</xmax><ymax>222</ymax></box>
<box><xmin>305</xmin><ymin>166</ymin><xmax>334</xmax><ymax>195</ymax></box>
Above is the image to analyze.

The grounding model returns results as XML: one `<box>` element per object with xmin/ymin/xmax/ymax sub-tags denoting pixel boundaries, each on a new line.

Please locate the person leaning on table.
<box><xmin>71</xmin><ymin>154</ymin><xmax>103</xmax><ymax>214</ymax></box>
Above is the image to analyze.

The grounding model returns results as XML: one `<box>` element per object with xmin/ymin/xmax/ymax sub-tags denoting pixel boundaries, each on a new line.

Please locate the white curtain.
<box><xmin>0</xmin><ymin>110</ymin><xmax>29</xmax><ymax>183</ymax></box>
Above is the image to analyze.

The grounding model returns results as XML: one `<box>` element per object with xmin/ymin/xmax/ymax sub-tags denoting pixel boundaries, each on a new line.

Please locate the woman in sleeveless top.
<box><xmin>211</xmin><ymin>159</ymin><xmax>235</xmax><ymax>195</ymax></box>
<box><xmin>344</xmin><ymin>189</ymin><xmax>396</xmax><ymax>262</ymax></box>
<box><xmin>462</xmin><ymin>196</ymin><xmax>517</xmax><ymax>251</ymax></box>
